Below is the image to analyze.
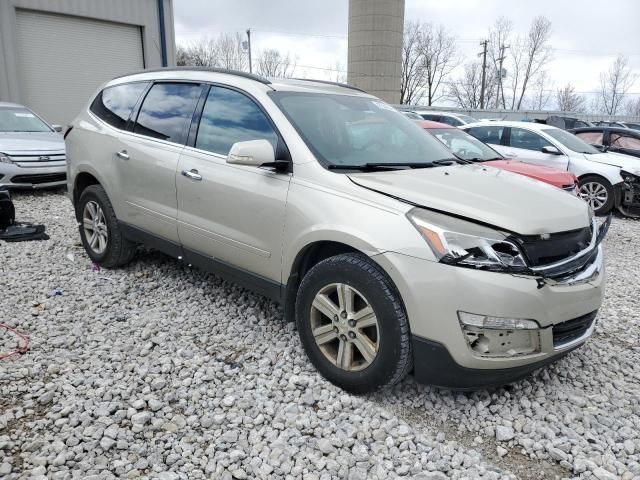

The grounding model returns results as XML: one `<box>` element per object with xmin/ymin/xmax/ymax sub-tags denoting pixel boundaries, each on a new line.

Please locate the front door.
<box><xmin>176</xmin><ymin>85</ymin><xmax>291</xmax><ymax>284</ymax></box>
<box><xmin>505</xmin><ymin>127</ymin><xmax>569</xmax><ymax>170</ymax></box>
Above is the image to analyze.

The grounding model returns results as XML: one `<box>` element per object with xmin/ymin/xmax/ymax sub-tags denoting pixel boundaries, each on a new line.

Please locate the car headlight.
<box><xmin>621</xmin><ymin>170</ymin><xmax>639</xmax><ymax>183</ymax></box>
<box><xmin>406</xmin><ymin>208</ymin><xmax>528</xmax><ymax>272</ymax></box>
<box><xmin>0</xmin><ymin>153</ymin><xmax>13</xmax><ymax>164</ymax></box>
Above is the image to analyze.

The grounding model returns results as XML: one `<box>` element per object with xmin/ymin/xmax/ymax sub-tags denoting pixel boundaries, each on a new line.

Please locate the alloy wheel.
<box><xmin>579</xmin><ymin>181</ymin><xmax>608</xmax><ymax>211</ymax></box>
<box><xmin>82</xmin><ymin>201</ymin><xmax>108</xmax><ymax>254</ymax></box>
<box><xmin>310</xmin><ymin>283</ymin><xmax>379</xmax><ymax>372</ymax></box>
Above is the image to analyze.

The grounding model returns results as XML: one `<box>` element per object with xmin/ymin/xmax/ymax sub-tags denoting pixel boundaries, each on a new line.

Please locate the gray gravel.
<box><xmin>1</xmin><ymin>190</ymin><xmax>639</xmax><ymax>479</ymax></box>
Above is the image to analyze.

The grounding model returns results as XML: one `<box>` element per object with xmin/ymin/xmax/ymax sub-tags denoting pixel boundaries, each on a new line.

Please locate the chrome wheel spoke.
<box><xmin>83</xmin><ymin>201</ymin><xmax>108</xmax><ymax>254</ymax></box>
<box><xmin>336</xmin><ymin>340</ymin><xmax>352</xmax><ymax>369</ymax></box>
<box><xmin>337</xmin><ymin>284</ymin><xmax>355</xmax><ymax>315</ymax></box>
<box><xmin>312</xmin><ymin>294</ymin><xmax>340</xmax><ymax>320</ymax></box>
<box><xmin>352</xmin><ymin>332</ymin><xmax>377</xmax><ymax>365</ymax></box>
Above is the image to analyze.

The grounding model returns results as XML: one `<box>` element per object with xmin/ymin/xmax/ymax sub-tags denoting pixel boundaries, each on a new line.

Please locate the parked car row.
<box><xmin>62</xmin><ymin>68</ymin><xmax>610</xmax><ymax>393</ymax></box>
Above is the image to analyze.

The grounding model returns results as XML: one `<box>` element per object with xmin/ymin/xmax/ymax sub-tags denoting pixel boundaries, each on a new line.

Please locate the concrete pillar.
<box><xmin>347</xmin><ymin>0</ymin><xmax>404</xmax><ymax>103</ymax></box>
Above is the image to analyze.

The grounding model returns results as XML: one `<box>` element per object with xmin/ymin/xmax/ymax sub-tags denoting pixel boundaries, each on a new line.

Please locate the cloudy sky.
<box><xmin>173</xmin><ymin>0</ymin><xmax>640</xmax><ymax>108</ymax></box>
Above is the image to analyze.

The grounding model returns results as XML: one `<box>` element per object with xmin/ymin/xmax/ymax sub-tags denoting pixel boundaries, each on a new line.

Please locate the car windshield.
<box><xmin>543</xmin><ymin>128</ymin><xmax>599</xmax><ymax>154</ymax></box>
<box><xmin>270</xmin><ymin>92</ymin><xmax>454</xmax><ymax>168</ymax></box>
<box><xmin>430</xmin><ymin>128</ymin><xmax>502</xmax><ymax>161</ymax></box>
<box><xmin>0</xmin><ymin>107</ymin><xmax>51</xmax><ymax>133</ymax></box>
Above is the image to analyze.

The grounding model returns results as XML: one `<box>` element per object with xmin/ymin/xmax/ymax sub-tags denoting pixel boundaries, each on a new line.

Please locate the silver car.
<box><xmin>65</xmin><ymin>69</ymin><xmax>607</xmax><ymax>393</ymax></box>
<box><xmin>0</xmin><ymin>102</ymin><xmax>66</xmax><ymax>189</ymax></box>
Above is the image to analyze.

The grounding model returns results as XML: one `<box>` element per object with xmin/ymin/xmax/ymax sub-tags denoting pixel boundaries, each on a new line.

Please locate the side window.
<box><xmin>466</xmin><ymin>126</ymin><xmax>504</xmax><ymax>145</ymax></box>
<box><xmin>440</xmin><ymin>116</ymin><xmax>463</xmax><ymax>127</ymax></box>
<box><xmin>611</xmin><ymin>133</ymin><xmax>640</xmax><ymax>150</ymax></box>
<box><xmin>420</xmin><ymin>114</ymin><xmax>440</xmax><ymax>121</ymax></box>
<box><xmin>575</xmin><ymin>131</ymin><xmax>604</xmax><ymax>145</ymax></box>
<box><xmin>509</xmin><ymin>128</ymin><xmax>552</xmax><ymax>151</ymax></box>
<box><xmin>195</xmin><ymin>86</ymin><xmax>278</xmax><ymax>155</ymax></box>
<box><xmin>133</xmin><ymin>83</ymin><xmax>201</xmax><ymax>144</ymax></box>
<box><xmin>90</xmin><ymin>82</ymin><xmax>148</xmax><ymax>129</ymax></box>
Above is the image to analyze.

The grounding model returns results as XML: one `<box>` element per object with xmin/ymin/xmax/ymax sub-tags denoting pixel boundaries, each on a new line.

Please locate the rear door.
<box><xmin>117</xmin><ymin>82</ymin><xmax>203</xmax><ymax>243</ymax></box>
<box><xmin>176</xmin><ymin>84</ymin><xmax>291</xmax><ymax>286</ymax></box>
<box><xmin>505</xmin><ymin>127</ymin><xmax>569</xmax><ymax>170</ymax></box>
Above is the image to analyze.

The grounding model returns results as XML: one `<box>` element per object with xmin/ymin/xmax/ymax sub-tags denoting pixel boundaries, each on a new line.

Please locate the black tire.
<box><xmin>295</xmin><ymin>253</ymin><xmax>412</xmax><ymax>393</ymax></box>
<box><xmin>76</xmin><ymin>184</ymin><xmax>136</xmax><ymax>268</ymax></box>
<box><xmin>578</xmin><ymin>175</ymin><xmax>614</xmax><ymax>215</ymax></box>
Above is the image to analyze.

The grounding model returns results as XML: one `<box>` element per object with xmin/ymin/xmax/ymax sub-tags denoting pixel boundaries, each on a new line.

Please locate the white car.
<box><xmin>462</xmin><ymin>121</ymin><xmax>640</xmax><ymax>216</ymax></box>
<box><xmin>407</xmin><ymin>109</ymin><xmax>478</xmax><ymax>127</ymax></box>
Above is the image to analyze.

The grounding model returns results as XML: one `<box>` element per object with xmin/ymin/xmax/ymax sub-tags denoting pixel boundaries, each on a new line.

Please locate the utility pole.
<box><xmin>495</xmin><ymin>44</ymin><xmax>508</xmax><ymax>109</ymax></box>
<box><xmin>478</xmin><ymin>40</ymin><xmax>488</xmax><ymax>109</ymax></box>
<box><xmin>246</xmin><ymin>29</ymin><xmax>252</xmax><ymax>73</ymax></box>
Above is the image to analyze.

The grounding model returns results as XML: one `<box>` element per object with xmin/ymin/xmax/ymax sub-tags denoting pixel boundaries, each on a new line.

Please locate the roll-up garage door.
<box><xmin>15</xmin><ymin>9</ymin><xmax>144</xmax><ymax>125</ymax></box>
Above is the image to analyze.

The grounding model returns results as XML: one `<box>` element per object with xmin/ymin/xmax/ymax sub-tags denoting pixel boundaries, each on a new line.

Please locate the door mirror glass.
<box><xmin>51</xmin><ymin>124</ymin><xmax>63</xmax><ymax>132</ymax></box>
<box><xmin>227</xmin><ymin>139</ymin><xmax>275</xmax><ymax>167</ymax></box>
<box><xmin>541</xmin><ymin>145</ymin><xmax>561</xmax><ymax>155</ymax></box>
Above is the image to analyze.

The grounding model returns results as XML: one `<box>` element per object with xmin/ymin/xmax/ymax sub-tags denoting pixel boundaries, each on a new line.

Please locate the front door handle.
<box><xmin>505</xmin><ymin>151</ymin><xmax>518</xmax><ymax>158</ymax></box>
<box><xmin>181</xmin><ymin>169</ymin><xmax>202</xmax><ymax>181</ymax></box>
<box><xmin>116</xmin><ymin>150</ymin><xmax>130</xmax><ymax>160</ymax></box>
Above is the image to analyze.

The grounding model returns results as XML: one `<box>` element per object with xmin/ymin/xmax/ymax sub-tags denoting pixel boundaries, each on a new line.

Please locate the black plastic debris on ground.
<box><xmin>0</xmin><ymin>188</ymin><xmax>49</xmax><ymax>242</ymax></box>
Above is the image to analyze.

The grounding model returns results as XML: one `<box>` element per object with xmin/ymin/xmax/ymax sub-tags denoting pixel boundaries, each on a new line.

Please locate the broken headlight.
<box><xmin>0</xmin><ymin>153</ymin><xmax>13</xmax><ymax>164</ymax></box>
<box><xmin>621</xmin><ymin>169</ymin><xmax>640</xmax><ymax>183</ymax></box>
<box><xmin>407</xmin><ymin>208</ymin><xmax>528</xmax><ymax>272</ymax></box>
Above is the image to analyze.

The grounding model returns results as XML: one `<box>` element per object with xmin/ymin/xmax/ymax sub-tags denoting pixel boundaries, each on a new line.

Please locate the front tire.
<box><xmin>295</xmin><ymin>253</ymin><xmax>412</xmax><ymax>393</ymax></box>
<box><xmin>76</xmin><ymin>184</ymin><xmax>136</xmax><ymax>268</ymax></box>
<box><xmin>578</xmin><ymin>175</ymin><xmax>614</xmax><ymax>215</ymax></box>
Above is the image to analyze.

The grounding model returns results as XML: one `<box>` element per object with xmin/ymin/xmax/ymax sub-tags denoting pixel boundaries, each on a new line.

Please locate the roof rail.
<box><xmin>290</xmin><ymin>78</ymin><xmax>367</xmax><ymax>93</ymax></box>
<box><xmin>112</xmin><ymin>66</ymin><xmax>272</xmax><ymax>85</ymax></box>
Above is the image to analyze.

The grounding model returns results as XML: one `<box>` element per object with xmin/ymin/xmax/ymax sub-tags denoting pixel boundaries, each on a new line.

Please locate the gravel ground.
<box><xmin>1</xmin><ymin>190</ymin><xmax>639</xmax><ymax>480</ymax></box>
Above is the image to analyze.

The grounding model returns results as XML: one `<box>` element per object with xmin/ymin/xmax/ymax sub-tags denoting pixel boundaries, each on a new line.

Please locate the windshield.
<box><xmin>430</xmin><ymin>128</ymin><xmax>502</xmax><ymax>161</ymax></box>
<box><xmin>0</xmin><ymin>107</ymin><xmax>51</xmax><ymax>133</ymax></box>
<box><xmin>270</xmin><ymin>92</ymin><xmax>454</xmax><ymax>168</ymax></box>
<box><xmin>543</xmin><ymin>128</ymin><xmax>599</xmax><ymax>154</ymax></box>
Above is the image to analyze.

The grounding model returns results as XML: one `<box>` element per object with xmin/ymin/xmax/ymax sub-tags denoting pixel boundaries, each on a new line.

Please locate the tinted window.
<box><xmin>466</xmin><ymin>125</ymin><xmax>505</xmax><ymax>145</ymax></box>
<box><xmin>134</xmin><ymin>83</ymin><xmax>201</xmax><ymax>144</ymax></box>
<box><xmin>90</xmin><ymin>82</ymin><xmax>148</xmax><ymax>129</ymax></box>
<box><xmin>439</xmin><ymin>116</ymin><xmax>463</xmax><ymax>127</ymax></box>
<box><xmin>196</xmin><ymin>87</ymin><xmax>278</xmax><ymax>155</ymax></box>
<box><xmin>509</xmin><ymin>128</ymin><xmax>552</xmax><ymax>151</ymax></box>
<box><xmin>420</xmin><ymin>113</ymin><xmax>440</xmax><ymax>121</ymax></box>
<box><xmin>611</xmin><ymin>133</ymin><xmax>640</xmax><ymax>150</ymax></box>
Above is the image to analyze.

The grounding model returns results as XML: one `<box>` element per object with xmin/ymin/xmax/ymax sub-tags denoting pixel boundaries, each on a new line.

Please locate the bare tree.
<box><xmin>514</xmin><ymin>16</ymin><xmax>553</xmax><ymax>109</ymax></box>
<box><xmin>556</xmin><ymin>83</ymin><xmax>586</xmax><ymax>112</ymax></box>
<box><xmin>528</xmin><ymin>71</ymin><xmax>553</xmax><ymax>110</ymax></box>
<box><xmin>597</xmin><ymin>55</ymin><xmax>636</xmax><ymax>115</ymax></box>
<box><xmin>400</xmin><ymin>21</ymin><xmax>427</xmax><ymax>105</ymax></box>
<box><xmin>448</xmin><ymin>61</ymin><xmax>496</xmax><ymax>109</ymax></box>
<box><xmin>176</xmin><ymin>45</ymin><xmax>191</xmax><ymax>66</ymax></box>
<box><xmin>176</xmin><ymin>34</ymin><xmax>248</xmax><ymax>70</ymax></box>
<box><xmin>626</xmin><ymin>97</ymin><xmax>640</xmax><ymax>117</ymax></box>
<box><xmin>215</xmin><ymin>33</ymin><xmax>248</xmax><ymax>71</ymax></box>
<box><xmin>256</xmin><ymin>49</ymin><xmax>296</xmax><ymax>78</ymax></box>
<box><xmin>421</xmin><ymin>24</ymin><xmax>459</xmax><ymax>105</ymax></box>
<box><xmin>329</xmin><ymin>61</ymin><xmax>347</xmax><ymax>83</ymax></box>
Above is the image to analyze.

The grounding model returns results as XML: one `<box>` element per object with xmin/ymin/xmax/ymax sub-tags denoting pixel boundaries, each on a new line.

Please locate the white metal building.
<box><xmin>0</xmin><ymin>0</ymin><xmax>175</xmax><ymax>125</ymax></box>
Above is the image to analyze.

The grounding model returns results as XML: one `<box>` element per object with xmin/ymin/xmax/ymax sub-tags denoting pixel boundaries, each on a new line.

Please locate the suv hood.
<box><xmin>0</xmin><ymin>132</ymin><xmax>64</xmax><ymax>154</ymax></box>
<box><xmin>585</xmin><ymin>151</ymin><xmax>640</xmax><ymax>172</ymax></box>
<box><xmin>349</xmin><ymin>164</ymin><xmax>590</xmax><ymax>235</ymax></box>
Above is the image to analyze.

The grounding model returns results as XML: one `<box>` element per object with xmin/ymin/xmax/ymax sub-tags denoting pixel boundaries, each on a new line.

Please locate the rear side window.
<box><xmin>575</xmin><ymin>131</ymin><xmax>604</xmax><ymax>145</ymax></box>
<box><xmin>466</xmin><ymin>125</ymin><xmax>505</xmax><ymax>145</ymax></box>
<box><xmin>420</xmin><ymin>113</ymin><xmax>440</xmax><ymax>121</ymax></box>
<box><xmin>90</xmin><ymin>82</ymin><xmax>148</xmax><ymax>129</ymax></box>
<box><xmin>133</xmin><ymin>83</ymin><xmax>201</xmax><ymax>144</ymax></box>
<box><xmin>439</xmin><ymin>116</ymin><xmax>463</xmax><ymax>127</ymax></box>
<box><xmin>195</xmin><ymin>86</ymin><xmax>278</xmax><ymax>155</ymax></box>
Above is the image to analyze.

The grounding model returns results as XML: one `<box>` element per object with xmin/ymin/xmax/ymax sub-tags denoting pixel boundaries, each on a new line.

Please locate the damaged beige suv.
<box><xmin>66</xmin><ymin>68</ymin><xmax>608</xmax><ymax>393</ymax></box>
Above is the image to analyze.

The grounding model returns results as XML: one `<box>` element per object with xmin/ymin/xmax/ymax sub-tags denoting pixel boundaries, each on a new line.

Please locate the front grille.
<box><xmin>10</xmin><ymin>153</ymin><xmax>66</xmax><ymax>163</ymax></box>
<box><xmin>513</xmin><ymin>226</ymin><xmax>593</xmax><ymax>267</ymax></box>
<box><xmin>11</xmin><ymin>173</ymin><xmax>66</xmax><ymax>185</ymax></box>
<box><xmin>553</xmin><ymin>310</ymin><xmax>597</xmax><ymax>347</ymax></box>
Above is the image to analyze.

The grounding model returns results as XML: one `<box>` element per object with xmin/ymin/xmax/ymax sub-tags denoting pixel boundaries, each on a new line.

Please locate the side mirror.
<box><xmin>227</xmin><ymin>139</ymin><xmax>275</xmax><ymax>167</ymax></box>
<box><xmin>541</xmin><ymin>145</ymin><xmax>562</xmax><ymax>155</ymax></box>
<box><xmin>52</xmin><ymin>124</ymin><xmax>63</xmax><ymax>132</ymax></box>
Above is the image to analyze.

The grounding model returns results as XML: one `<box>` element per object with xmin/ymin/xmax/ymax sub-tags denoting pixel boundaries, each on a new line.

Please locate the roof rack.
<box><xmin>112</xmin><ymin>66</ymin><xmax>272</xmax><ymax>85</ymax></box>
<box><xmin>290</xmin><ymin>78</ymin><xmax>367</xmax><ymax>93</ymax></box>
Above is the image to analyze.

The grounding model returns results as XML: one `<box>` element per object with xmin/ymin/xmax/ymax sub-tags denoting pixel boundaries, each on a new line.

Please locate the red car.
<box><xmin>420</xmin><ymin>121</ymin><xmax>578</xmax><ymax>194</ymax></box>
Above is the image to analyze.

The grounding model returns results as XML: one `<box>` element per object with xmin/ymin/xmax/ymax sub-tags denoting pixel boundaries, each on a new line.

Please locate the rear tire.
<box><xmin>295</xmin><ymin>253</ymin><xmax>412</xmax><ymax>394</ymax></box>
<box><xmin>76</xmin><ymin>185</ymin><xmax>136</xmax><ymax>268</ymax></box>
<box><xmin>578</xmin><ymin>175</ymin><xmax>614</xmax><ymax>215</ymax></box>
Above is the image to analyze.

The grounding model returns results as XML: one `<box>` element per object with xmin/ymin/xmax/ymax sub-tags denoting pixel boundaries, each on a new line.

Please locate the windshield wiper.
<box><xmin>432</xmin><ymin>158</ymin><xmax>472</xmax><ymax>165</ymax></box>
<box><xmin>328</xmin><ymin>163</ymin><xmax>437</xmax><ymax>171</ymax></box>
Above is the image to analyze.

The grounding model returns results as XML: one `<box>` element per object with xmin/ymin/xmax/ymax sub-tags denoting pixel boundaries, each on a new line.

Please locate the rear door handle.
<box><xmin>116</xmin><ymin>150</ymin><xmax>130</xmax><ymax>160</ymax></box>
<box><xmin>181</xmin><ymin>169</ymin><xmax>202</xmax><ymax>181</ymax></box>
